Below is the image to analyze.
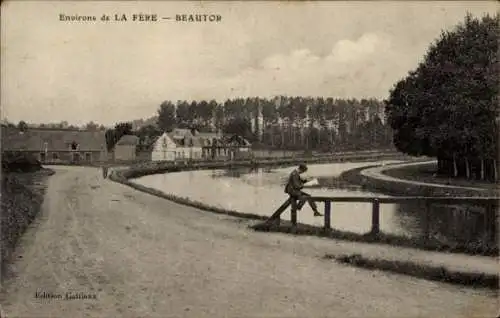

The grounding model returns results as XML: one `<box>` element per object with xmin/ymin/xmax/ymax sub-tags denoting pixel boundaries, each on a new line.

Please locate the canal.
<box><xmin>131</xmin><ymin>161</ymin><xmax>496</xmax><ymax>247</ymax></box>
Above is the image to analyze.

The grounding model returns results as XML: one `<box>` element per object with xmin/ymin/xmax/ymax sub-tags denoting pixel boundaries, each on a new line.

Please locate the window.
<box><xmin>40</xmin><ymin>152</ymin><xmax>46</xmax><ymax>162</ymax></box>
<box><xmin>71</xmin><ymin>141</ymin><xmax>78</xmax><ymax>150</ymax></box>
<box><xmin>85</xmin><ymin>153</ymin><xmax>92</xmax><ymax>161</ymax></box>
<box><xmin>52</xmin><ymin>153</ymin><xmax>59</xmax><ymax>160</ymax></box>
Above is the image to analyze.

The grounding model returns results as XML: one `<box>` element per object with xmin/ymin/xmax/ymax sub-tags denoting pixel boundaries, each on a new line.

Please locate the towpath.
<box><xmin>361</xmin><ymin>160</ymin><xmax>492</xmax><ymax>192</ymax></box>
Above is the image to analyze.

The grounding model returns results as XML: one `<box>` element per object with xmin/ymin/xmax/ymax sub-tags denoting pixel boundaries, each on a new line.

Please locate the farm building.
<box><xmin>1</xmin><ymin>126</ymin><xmax>107</xmax><ymax>164</ymax></box>
<box><xmin>113</xmin><ymin>134</ymin><xmax>140</xmax><ymax>161</ymax></box>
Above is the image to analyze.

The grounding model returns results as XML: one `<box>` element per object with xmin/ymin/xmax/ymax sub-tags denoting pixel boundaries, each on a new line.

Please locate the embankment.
<box><xmin>113</xmin><ymin>150</ymin><xmax>414</xmax><ymax>179</ymax></box>
<box><xmin>325</xmin><ymin>253</ymin><xmax>498</xmax><ymax>290</ymax></box>
<box><xmin>338</xmin><ymin>161</ymin><xmax>499</xmax><ymax>197</ymax></box>
<box><xmin>251</xmin><ymin>219</ymin><xmax>498</xmax><ymax>256</ymax></box>
<box><xmin>1</xmin><ymin>162</ymin><xmax>54</xmax><ymax>285</ymax></box>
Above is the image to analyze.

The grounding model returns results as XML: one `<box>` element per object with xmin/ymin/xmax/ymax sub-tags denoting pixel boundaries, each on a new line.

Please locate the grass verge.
<box><xmin>1</xmin><ymin>168</ymin><xmax>54</xmax><ymax>284</ymax></box>
<box><xmin>382</xmin><ymin>161</ymin><xmax>500</xmax><ymax>193</ymax></box>
<box><xmin>325</xmin><ymin>253</ymin><xmax>499</xmax><ymax>290</ymax></box>
<box><xmin>338</xmin><ymin>161</ymin><xmax>498</xmax><ymax>197</ymax></box>
<box><xmin>251</xmin><ymin>221</ymin><xmax>498</xmax><ymax>257</ymax></box>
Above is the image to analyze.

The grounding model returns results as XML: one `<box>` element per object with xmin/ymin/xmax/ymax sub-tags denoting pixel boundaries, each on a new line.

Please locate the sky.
<box><xmin>1</xmin><ymin>1</ymin><xmax>498</xmax><ymax>126</ymax></box>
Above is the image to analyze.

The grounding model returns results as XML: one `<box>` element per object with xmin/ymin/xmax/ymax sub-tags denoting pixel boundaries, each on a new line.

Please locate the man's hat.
<box><xmin>298</xmin><ymin>163</ymin><xmax>308</xmax><ymax>171</ymax></box>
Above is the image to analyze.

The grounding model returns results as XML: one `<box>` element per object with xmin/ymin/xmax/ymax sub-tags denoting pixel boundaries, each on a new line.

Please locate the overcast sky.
<box><xmin>1</xmin><ymin>1</ymin><xmax>497</xmax><ymax>126</ymax></box>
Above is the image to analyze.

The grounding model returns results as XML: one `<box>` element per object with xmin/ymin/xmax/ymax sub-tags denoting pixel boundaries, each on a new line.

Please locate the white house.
<box><xmin>150</xmin><ymin>130</ymin><xmax>204</xmax><ymax>162</ymax></box>
<box><xmin>151</xmin><ymin>132</ymin><xmax>176</xmax><ymax>161</ymax></box>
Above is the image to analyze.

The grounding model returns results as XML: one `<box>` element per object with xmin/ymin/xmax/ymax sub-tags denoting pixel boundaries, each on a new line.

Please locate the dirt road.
<box><xmin>1</xmin><ymin>166</ymin><xmax>497</xmax><ymax>318</ymax></box>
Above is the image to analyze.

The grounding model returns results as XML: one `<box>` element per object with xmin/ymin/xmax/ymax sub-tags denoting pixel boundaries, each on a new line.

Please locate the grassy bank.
<box><xmin>338</xmin><ymin>161</ymin><xmax>498</xmax><ymax>197</ymax></box>
<box><xmin>382</xmin><ymin>162</ymin><xmax>500</xmax><ymax>194</ymax></box>
<box><xmin>1</xmin><ymin>168</ymin><xmax>54</xmax><ymax>283</ymax></box>
<box><xmin>251</xmin><ymin>221</ymin><xmax>498</xmax><ymax>256</ymax></box>
<box><xmin>117</xmin><ymin>151</ymin><xmax>414</xmax><ymax>179</ymax></box>
<box><xmin>326</xmin><ymin>253</ymin><xmax>498</xmax><ymax>290</ymax></box>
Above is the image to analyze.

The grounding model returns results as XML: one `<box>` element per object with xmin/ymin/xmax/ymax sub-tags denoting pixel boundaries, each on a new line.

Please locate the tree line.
<box><xmin>385</xmin><ymin>13</ymin><xmax>499</xmax><ymax>181</ymax></box>
<box><xmin>154</xmin><ymin>97</ymin><xmax>393</xmax><ymax>152</ymax></box>
<box><xmin>2</xmin><ymin>120</ymin><xmax>107</xmax><ymax>131</ymax></box>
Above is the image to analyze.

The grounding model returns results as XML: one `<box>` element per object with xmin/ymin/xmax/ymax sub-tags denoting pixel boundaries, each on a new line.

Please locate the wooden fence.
<box><xmin>267</xmin><ymin>196</ymin><xmax>499</xmax><ymax>242</ymax></box>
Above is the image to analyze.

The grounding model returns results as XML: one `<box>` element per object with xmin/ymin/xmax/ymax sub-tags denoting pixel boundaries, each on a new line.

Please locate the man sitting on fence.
<box><xmin>285</xmin><ymin>163</ymin><xmax>323</xmax><ymax>217</ymax></box>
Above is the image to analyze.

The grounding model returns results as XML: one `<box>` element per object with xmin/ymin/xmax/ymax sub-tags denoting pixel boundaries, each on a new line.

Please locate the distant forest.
<box><xmin>150</xmin><ymin>96</ymin><xmax>393</xmax><ymax>152</ymax></box>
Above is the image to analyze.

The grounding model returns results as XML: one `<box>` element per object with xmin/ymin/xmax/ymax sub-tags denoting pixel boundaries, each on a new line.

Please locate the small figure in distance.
<box><xmin>284</xmin><ymin>163</ymin><xmax>323</xmax><ymax>217</ymax></box>
<box><xmin>102</xmin><ymin>162</ymin><xmax>109</xmax><ymax>179</ymax></box>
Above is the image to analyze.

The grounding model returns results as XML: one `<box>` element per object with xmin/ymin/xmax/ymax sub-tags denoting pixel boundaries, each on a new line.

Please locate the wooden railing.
<box><xmin>266</xmin><ymin>196</ymin><xmax>499</xmax><ymax>241</ymax></box>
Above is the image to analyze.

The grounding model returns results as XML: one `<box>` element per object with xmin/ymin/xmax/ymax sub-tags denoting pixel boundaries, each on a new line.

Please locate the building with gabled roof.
<box><xmin>112</xmin><ymin>134</ymin><xmax>140</xmax><ymax>161</ymax></box>
<box><xmin>1</xmin><ymin>126</ymin><xmax>107</xmax><ymax>164</ymax></box>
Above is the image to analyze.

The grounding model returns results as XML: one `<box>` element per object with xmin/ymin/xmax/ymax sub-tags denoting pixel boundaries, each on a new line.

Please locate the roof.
<box><xmin>1</xmin><ymin>127</ymin><xmax>107</xmax><ymax>152</ymax></box>
<box><xmin>115</xmin><ymin>134</ymin><xmax>139</xmax><ymax>146</ymax></box>
<box><xmin>166</xmin><ymin>132</ymin><xmax>204</xmax><ymax>147</ymax></box>
<box><xmin>196</xmin><ymin>132</ymin><xmax>222</xmax><ymax>140</ymax></box>
<box><xmin>226</xmin><ymin>134</ymin><xmax>251</xmax><ymax>146</ymax></box>
<box><xmin>171</xmin><ymin>128</ymin><xmax>194</xmax><ymax>140</ymax></box>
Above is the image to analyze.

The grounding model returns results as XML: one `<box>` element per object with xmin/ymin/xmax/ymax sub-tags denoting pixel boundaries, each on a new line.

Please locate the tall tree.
<box><xmin>157</xmin><ymin>101</ymin><xmax>176</xmax><ymax>132</ymax></box>
<box><xmin>105</xmin><ymin>129</ymin><xmax>115</xmax><ymax>151</ymax></box>
<box><xmin>386</xmin><ymin>13</ymin><xmax>499</xmax><ymax>179</ymax></box>
<box><xmin>85</xmin><ymin>121</ymin><xmax>98</xmax><ymax>131</ymax></box>
<box><xmin>135</xmin><ymin>124</ymin><xmax>162</xmax><ymax>151</ymax></box>
<box><xmin>17</xmin><ymin>120</ymin><xmax>28</xmax><ymax>132</ymax></box>
<box><xmin>175</xmin><ymin>100</ymin><xmax>190</xmax><ymax>128</ymax></box>
<box><xmin>214</xmin><ymin>103</ymin><xmax>225</xmax><ymax>133</ymax></box>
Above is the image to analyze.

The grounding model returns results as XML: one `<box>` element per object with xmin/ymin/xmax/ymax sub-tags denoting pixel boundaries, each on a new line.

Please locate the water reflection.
<box><xmin>394</xmin><ymin>202</ymin><xmax>498</xmax><ymax>247</ymax></box>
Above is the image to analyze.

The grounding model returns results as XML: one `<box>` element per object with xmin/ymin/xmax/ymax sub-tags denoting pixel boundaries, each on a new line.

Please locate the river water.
<box><xmin>132</xmin><ymin>161</ymin><xmax>398</xmax><ymax>235</ymax></box>
<box><xmin>131</xmin><ymin>161</ymin><xmax>496</xmax><ymax>245</ymax></box>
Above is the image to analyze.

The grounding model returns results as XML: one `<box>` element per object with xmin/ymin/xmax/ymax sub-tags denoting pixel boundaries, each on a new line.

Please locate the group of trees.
<box><xmin>105</xmin><ymin>122</ymin><xmax>134</xmax><ymax>151</ymax></box>
<box><xmin>156</xmin><ymin>97</ymin><xmax>393</xmax><ymax>151</ymax></box>
<box><xmin>385</xmin><ymin>13</ymin><xmax>499</xmax><ymax>181</ymax></box>
<box><xmin>2</xmin><ymin>120</ymin><xmax>107</xmax><ymax>132</ymax></box>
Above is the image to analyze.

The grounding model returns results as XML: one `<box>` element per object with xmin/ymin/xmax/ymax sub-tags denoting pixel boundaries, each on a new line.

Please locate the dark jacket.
<box><xmin>285</xmin><ymin>169</ymin><xmax>306</xmax><ymax>196</ymax></box>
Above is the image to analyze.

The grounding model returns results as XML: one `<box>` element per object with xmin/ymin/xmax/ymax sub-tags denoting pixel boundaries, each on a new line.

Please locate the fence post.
<box><xmin>371</xmin><ymin>199</ymin><xmax>380</xmax><ymax>235</ymax></box>
<box><xmin>324</xmin><ymin>200</ymin><xmax>331</xmax><ymax>230</ymax></box>
<box><xmin>485</xmin><ymin>203</ymin><xmax>496</xmax><ymax>245</ymax></box>
<box><xmin>291</xmin><ymin>199</ymin><xmax>297</xmax><ymax>226</ymax></box>
<box><xmin>423</xmin><ymin>201</ymin><xmax>431</xmax><ymax>241</ymax></box>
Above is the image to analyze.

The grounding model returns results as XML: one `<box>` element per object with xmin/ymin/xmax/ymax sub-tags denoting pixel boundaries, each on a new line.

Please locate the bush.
<box><xmin>2</xmin><ymin>151</ymin><xmax>42</xmax><ymax>173</ymax></box>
